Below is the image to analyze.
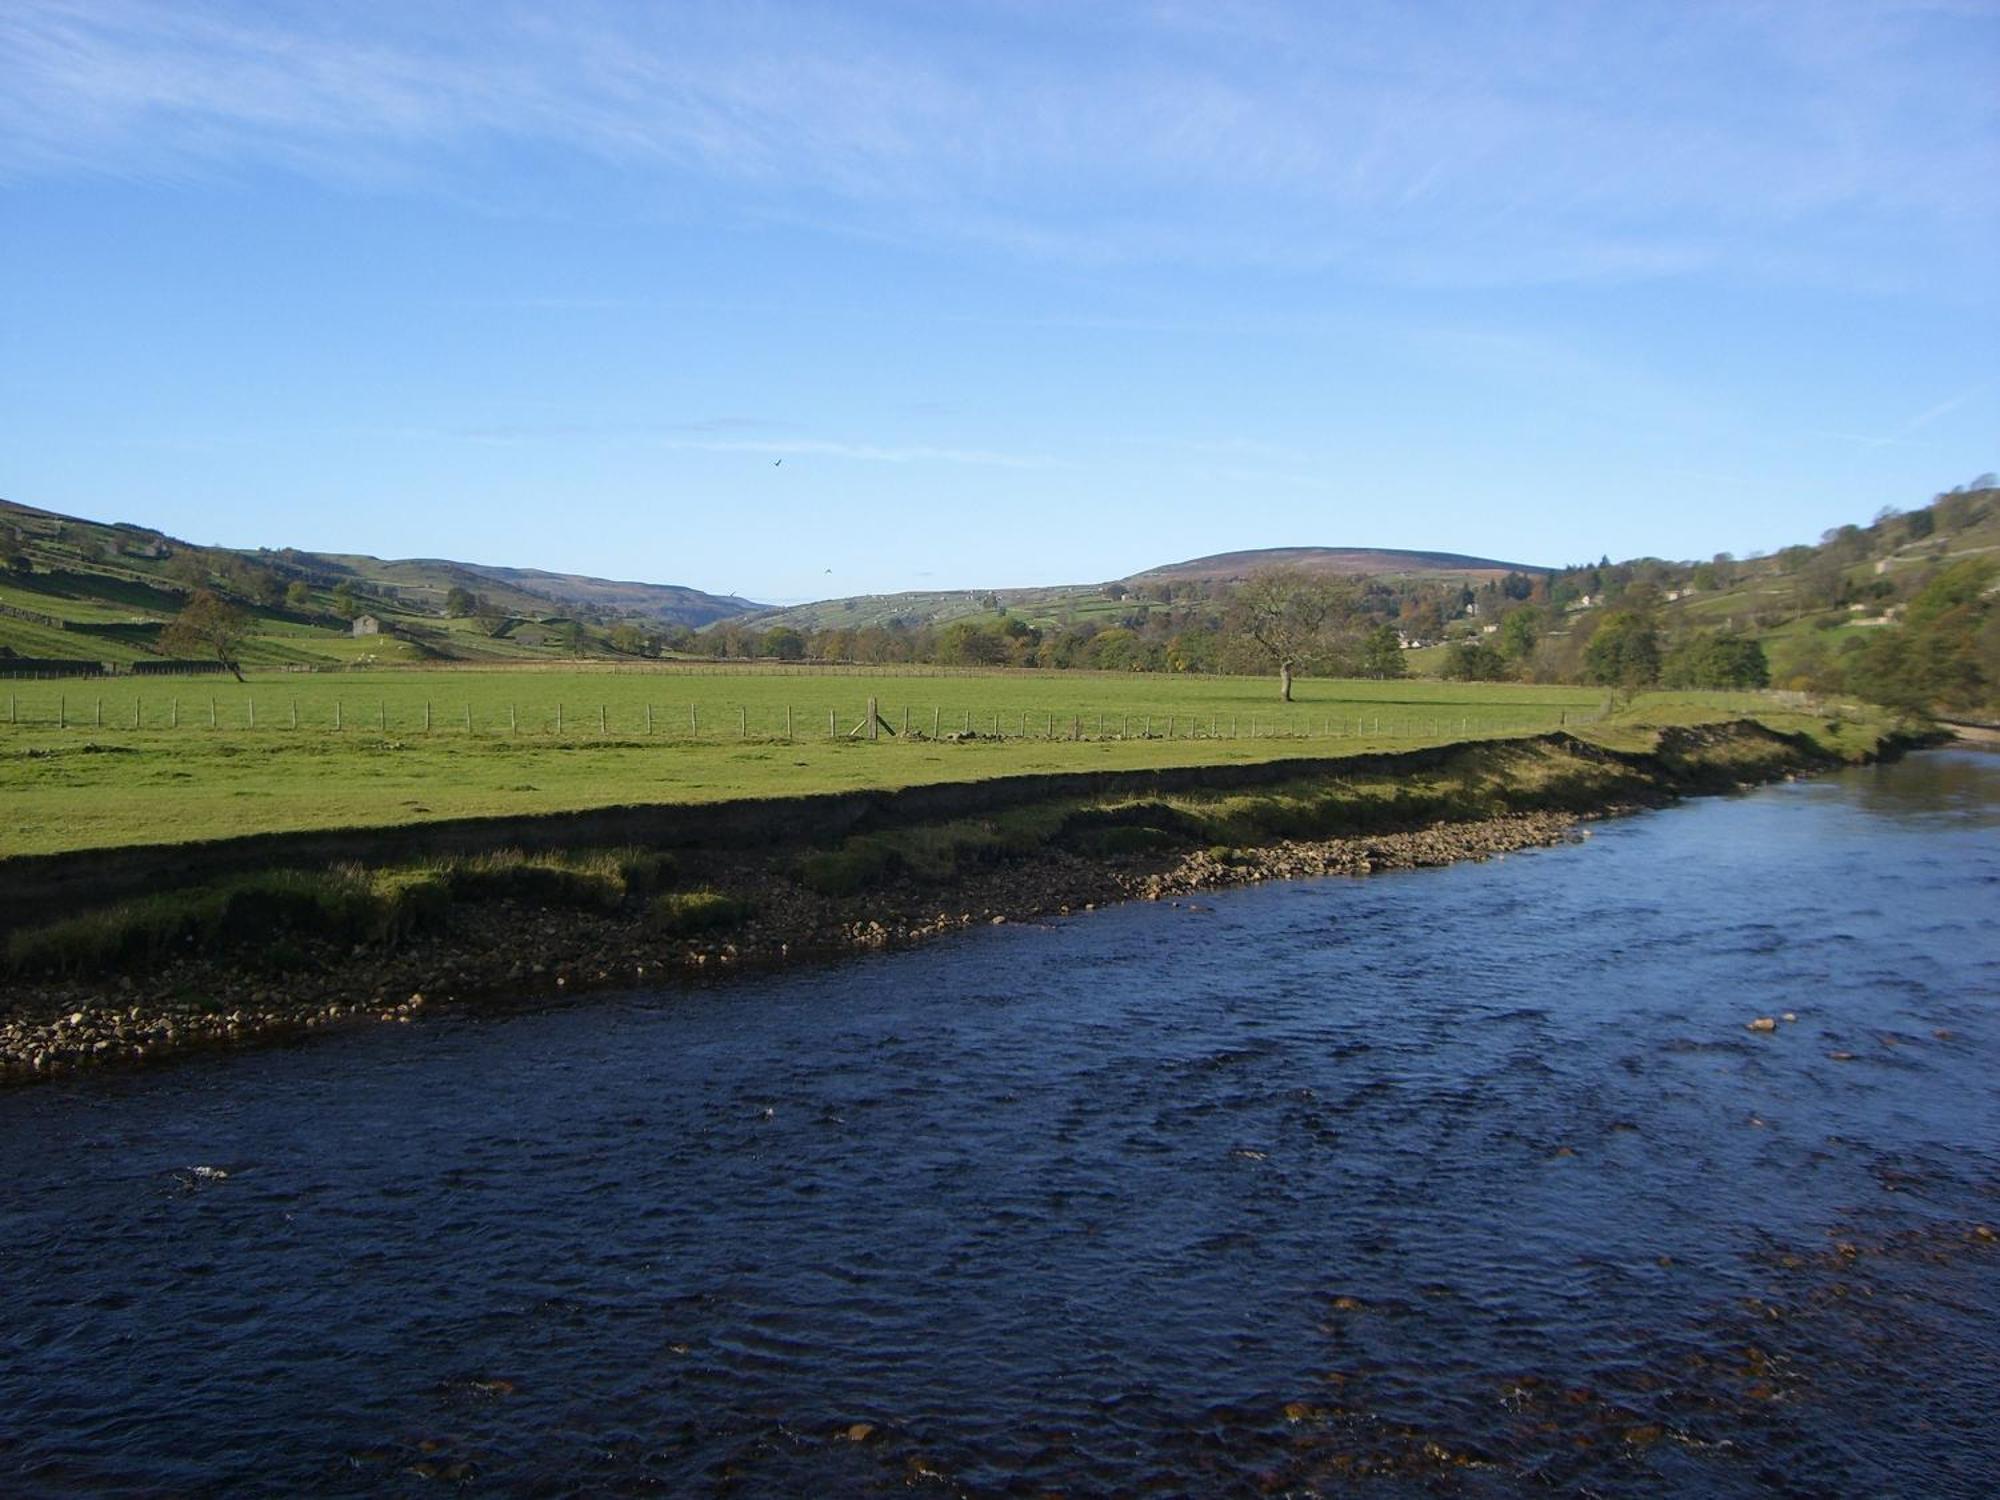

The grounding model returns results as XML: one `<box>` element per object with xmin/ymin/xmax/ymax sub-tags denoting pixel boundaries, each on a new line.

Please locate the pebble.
<box><xmin>0</xmin><ymin>809</ymin><xmax>1608</xmax><ymax>1084</ymax></box>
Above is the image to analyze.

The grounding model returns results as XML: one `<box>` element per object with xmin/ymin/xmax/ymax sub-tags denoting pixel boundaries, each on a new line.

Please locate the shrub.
<box><xmin>650</xmin><ymin>889</ymin><xmax>748</xmax><ymax>937</ymax></box>
<box><xmin>797</xmin><ymin>839</ymin><xmax>899</xmax><ymax>896</ymax></box>
<box><xmin>428</xmin><ymin>846</ymin><xmax>672</xmax><ymax>911</ymax></box>
<box><xmin>1075</xmin><ymin>825</ymin><xmax>1179</xmax><ymax>856</ymax></box>
<box><xmin>795</xmin><ymin>812</ymin><xmax>1066</xmax><ymax>896</ymax></box>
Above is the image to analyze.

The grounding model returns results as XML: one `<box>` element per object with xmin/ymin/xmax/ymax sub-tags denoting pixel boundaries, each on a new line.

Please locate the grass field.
<box><xmin>0</xmin><ymin>667</ymin><xmax>1825</xmax><ymax>858</ymax></box>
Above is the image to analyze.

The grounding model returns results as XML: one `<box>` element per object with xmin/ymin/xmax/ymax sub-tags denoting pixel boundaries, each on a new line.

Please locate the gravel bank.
<box><xmin>1</xmin><ymin>809</ymin><xmax>1585</xmax><ymax>1083</ymax></box>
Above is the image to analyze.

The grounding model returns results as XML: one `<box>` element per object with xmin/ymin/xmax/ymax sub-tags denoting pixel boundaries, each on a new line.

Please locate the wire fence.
<box><xmin>1</xmin><ymin>688</ymin><xmax>1618</xmax><ymax>743</ymax></box>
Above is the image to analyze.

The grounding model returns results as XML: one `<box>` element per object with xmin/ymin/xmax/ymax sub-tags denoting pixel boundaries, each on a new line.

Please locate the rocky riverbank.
<box><xmin>0</xmin><ymin>808</ymin><xmax>1587</xmax><ymax>1083</ymax></box>
<box><xmin>3</xmin><ymin>716</ymin><xmax>1920</xmax><ymax>1084</ymax></box>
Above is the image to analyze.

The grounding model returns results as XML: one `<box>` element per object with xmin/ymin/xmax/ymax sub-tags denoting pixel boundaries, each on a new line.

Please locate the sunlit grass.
<box><xmin>0</xmin><ymin>667</ymin><xmax>1876</xmax><ymax>858</ymax></box>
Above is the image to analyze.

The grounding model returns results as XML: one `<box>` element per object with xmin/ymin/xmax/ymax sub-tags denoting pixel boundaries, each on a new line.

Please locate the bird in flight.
<box><xmin>773</xmin><ymin>458</ymin><xmax>783</xmax><ymax>467</ymax></box>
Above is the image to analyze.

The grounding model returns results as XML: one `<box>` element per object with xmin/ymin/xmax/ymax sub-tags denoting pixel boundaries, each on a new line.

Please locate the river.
<box><xmin>2</xmin><ymin>750</ymin><xmax>1995</xmax><ymax>1496</ymax></box>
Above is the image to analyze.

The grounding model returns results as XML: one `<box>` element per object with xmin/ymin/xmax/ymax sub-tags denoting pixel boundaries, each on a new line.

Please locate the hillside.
<box><xmin>1646</xmin><ymin>483</ymin><xmax>2000</xmax><ymax>705</ymax></box>
<box><xmin>737</xmin><ymin>545</ymin><xmax>1542</xmax><ymax>634</ymax></box>
<box><xmin>448</xmin><ymin>563</ymin><xmax>756</xmax><ymax>626</ymax></box>
<box><xmin>1129</xmin><ymin>546</ymin><xmax>1541</xmax><ymax>584</ymax></box>
<box><xmin>0</xmin><ymin>497</ymin><xmax>757</xmax><ymax>670</ymax></box>
<box><xmin>268</xmin><ymin>554</ymin><xmax>757</xmax><ymax>627</ymax></box>
<box><xmin>734</xmin><ymin>584</ymin><xmax>1103</xmax><ymax>634</ymax></box>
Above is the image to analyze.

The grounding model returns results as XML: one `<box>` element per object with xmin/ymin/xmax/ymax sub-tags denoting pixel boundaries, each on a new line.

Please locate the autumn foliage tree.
<box><xmin>1230</xmin><ymin>569</ymin><xmax>1354</xmax><ymax>700</ymax></box>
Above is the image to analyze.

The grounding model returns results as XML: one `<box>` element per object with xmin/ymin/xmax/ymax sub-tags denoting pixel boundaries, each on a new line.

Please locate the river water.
<box><xmin>2</xmin><ymin>751</ymin><xmax>1996</xmax><ymax>1496</ymax></box>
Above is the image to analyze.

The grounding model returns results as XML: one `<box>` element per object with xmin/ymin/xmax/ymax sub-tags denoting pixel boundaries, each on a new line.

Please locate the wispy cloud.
<box><xmin>2</xmin><ymin>0</ymin><xmax>1994</xmax><ymax>285</ymax></box>
<box><xmin>1873</xmin><ymin>383</ymin><xmax>1992</xmax><ymax>446</ymax></box>
<box><xmin>1814</xmin><ymin>381</ymin><xmax>1994</xmax><ymax>451</ymax></box>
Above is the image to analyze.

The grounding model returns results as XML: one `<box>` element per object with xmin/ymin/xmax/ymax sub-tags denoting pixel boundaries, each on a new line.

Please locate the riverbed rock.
<box><xmin>0</xmin><ymin>803</ymin><xmax>1734</xmax><ymax>1085</ymax></box>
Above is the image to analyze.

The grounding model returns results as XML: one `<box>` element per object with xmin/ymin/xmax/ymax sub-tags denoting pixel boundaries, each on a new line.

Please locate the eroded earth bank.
<box><xmin>0</xmin><ymin>720</ymin><xmax>1923</xmax><ymax>1081</ymax></box>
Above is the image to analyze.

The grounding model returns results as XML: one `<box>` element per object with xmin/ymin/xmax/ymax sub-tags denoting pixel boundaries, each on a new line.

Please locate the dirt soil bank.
<box><xmin>0</xmin><ymin>721</ymin><xmax>1918</xmax><ymax>1084</ymax></box>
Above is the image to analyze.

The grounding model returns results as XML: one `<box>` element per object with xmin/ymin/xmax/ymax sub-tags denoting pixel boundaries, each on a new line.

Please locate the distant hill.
<box><xmin>314</xmin><ymin>555</ymin><xmax>760</xmax><ymax>627</ymax></box>
<box><xmin>736</xmin><ymin>584</ymin><xmax>1102</xmax><ymax>635</ymax></box>
<box><xmin>1129</xmin><ymin>546</ymin><xmax>1541</xmax><ymax>584</ymax></box>
<box><xmin>737</xmin><ymin>545</ymin><xmax>1543</xmax><ymax>633</ymax></box>
<box><xmin>0</xmin><ymin>495</ymin><xmax>761</xmax><ymax>669</ymax></box>
<box><xmin>451</xmin><ymin>563</ymin><xmax>757</xmax><ymax>627</ymax></box>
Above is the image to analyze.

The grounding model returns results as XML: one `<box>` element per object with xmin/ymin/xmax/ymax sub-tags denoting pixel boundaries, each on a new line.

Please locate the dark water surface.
<box><xmin>3</xmin><ymin>752</ymin><xmax>1997</xmax><ymax>1497</ymax></box>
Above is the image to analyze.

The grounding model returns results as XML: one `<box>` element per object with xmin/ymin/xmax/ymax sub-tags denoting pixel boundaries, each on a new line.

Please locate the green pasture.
<box><xmin>0</xmin><ymin>667</ymin><xmax>1803</xmax><ymax>858</ymax></box>
<box><xmin>0</xmin><ymin>666</ymin><xmax>1605</xmax><ymax>738</ymax></box>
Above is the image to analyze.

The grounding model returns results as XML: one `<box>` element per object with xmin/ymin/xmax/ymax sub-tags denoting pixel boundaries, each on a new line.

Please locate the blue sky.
<box><xmin>3</xmin><ymin>1</ymin><xmax>1995</xmax><ymax>602</ymax></box>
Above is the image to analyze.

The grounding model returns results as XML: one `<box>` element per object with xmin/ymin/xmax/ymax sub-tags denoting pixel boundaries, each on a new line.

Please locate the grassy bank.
<box><xmin>3</xmin><ymin>712</ymin><xmax>1905</xmax><ymax>985</ymax></box>
<box><xmin>0</xmin><ymin>669</ymin><xmax>1816</xmax><ymax>859</ymax></box>
<box><xmin>2</xmin><ymin>845</ymin><xmax>697</xmax><ymax>978</ymax></box>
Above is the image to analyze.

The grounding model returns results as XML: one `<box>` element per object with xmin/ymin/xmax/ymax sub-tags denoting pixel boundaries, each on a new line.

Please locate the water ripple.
<box><xmin>2</xmin><ymin>751</ymin><xmax>1997</xmax><ymax>1495</ymax></box>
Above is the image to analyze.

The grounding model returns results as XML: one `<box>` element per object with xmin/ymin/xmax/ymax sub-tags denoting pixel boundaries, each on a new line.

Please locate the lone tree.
<box><xmin>159</xmin><ymin>589</ymin><xmax>248</xmax><ymax>681</ymax></box>
<box><xmin>1232</xmin><ymin>569</ymin><xmax>1352</xmax><ymax>700</ymax></box>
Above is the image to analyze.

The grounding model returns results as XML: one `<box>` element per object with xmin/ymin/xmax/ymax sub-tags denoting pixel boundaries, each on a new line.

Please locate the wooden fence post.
<box><xmin>787</xmin><ymin>705</ymin><xmax>794</xmax><ymax>740</ymax></box>
<box><xmin>556</xmin><ymin>703</ymin><xmax>563</xmax><ymax>733</ymax></box>
<box><xmin>740</xmin><ymin>706</ymin><xmax>747</xmax><ymax>738</ymax></box>
<box><xmin>247</xmin><ymin>699</ymin><xmax>254</xmax><ymax>729</ymax></box>
<box><xmin>867</xmin><ymin>696</ymin><xmax>879</xmax><ymax>741</ymax></box>
<box><xmin>646</xmin><ymin>703</ymin><xmax>654</xmax><ymax>734</ymax></box>
<box><xmin>829</xmin><ymin>708</ymin><xmax>837</xmax><ymax>739</ymax></box>
<box><xmin>134</xmin><ymin>697</ymin><xmax>141</xmax><ymax>729</ymax></box>
<box><xmin>95</xmin><ymin>698</ymin><xmax>102</xmax><ymax>728</ymax></box>
<box><xmin>425</xmin><ymin>701</ymin><xmax>432</xmax><ymax>732</ymax></box>
<box><xmin>291</xmin><ymin>699</ymin><xmax>299</xmax><ymax>730</ymax></box>
<box><xmin>330</xmin><ymin>699</ymin><xmax>336</xmax><ymax>731</ymax></box>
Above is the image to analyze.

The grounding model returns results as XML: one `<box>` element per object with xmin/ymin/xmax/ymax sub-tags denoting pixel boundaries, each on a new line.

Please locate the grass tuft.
<box><xmin>426</xmin><ymin>846</ymin><xmax>673</xmax><ymax>911</ymax></box>
<box><xmin>650</xmin><ymin>889</ymin><xmax>748</xmax><ymax>936</ymax></box>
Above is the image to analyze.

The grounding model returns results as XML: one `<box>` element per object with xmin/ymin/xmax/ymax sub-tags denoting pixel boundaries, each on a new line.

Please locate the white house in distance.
<box><xmin>351</xmin><ymin>614</ymin><xmax>382</xmax><ymax>637</ymax></box>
